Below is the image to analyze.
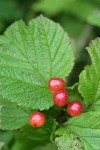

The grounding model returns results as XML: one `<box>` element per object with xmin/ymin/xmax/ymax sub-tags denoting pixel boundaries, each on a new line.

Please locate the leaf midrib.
<box><xmin>39</xmin><ymin>18</ymin><xmax>52</xmax><ymax>77</ymax></box>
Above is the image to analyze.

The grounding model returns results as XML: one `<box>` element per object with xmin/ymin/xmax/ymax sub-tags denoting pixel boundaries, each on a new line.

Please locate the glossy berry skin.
<box><xmin>67</xmin><ymin>101</ymin><xmax>84</xmax><ymax>116</ymax></box>
<box><xmin>30</xmin><ymin>112</ymin><xmax>46</xmax><ymax>128</ymax></box>
<box><xmin>53</xmin><ymin>90</ymin><xmax>69</xmax><ymax>106</ymax></box>
<box><xmin>48</xmin><ymin>77</ymin><xmax>66</xmax><ymax>93</ymax></box>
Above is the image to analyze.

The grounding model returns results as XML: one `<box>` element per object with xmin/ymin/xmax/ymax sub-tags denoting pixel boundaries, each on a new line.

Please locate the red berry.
<box><xmin>48</xmin><ymin>77</ymin><xmax>66</xmax><ymax>93</ymax></box>
<box><xmin>67</xmin><ymin>101</ymin><xmax>84</xmax><ymax>116</ymax></box>
<box><xmin>30</xmin><ymin>112</ymin><xmax>46</xmax><ymax>128</ymax></box>
<box><xmin>53</xmin><ymin>90</ymin><xmax>69</xmax><ymax>106</ymax></box>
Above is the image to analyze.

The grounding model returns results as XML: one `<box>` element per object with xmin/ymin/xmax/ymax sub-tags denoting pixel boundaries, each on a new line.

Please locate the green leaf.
<box><xmin>0</xmin><ymin>131</ymin><xmax>14</xmax><ymax>150</ymax></box>
<box><xmin>11</xmin><ymin>119</ymin><xmax>57</xmax><ymax>150</ymax></box>
<box><xmin>55</xmin><ymin>112</ymin><xmax>100</xmax><ymax>150</ymax></box>
<box><xmin>0</xmin><ymin>97</ymin><xmax>30</xmax><ymax>130</ymax></box>
<box><xmin>11</xmin><ymin>142</ymin><xmax>57</xmax><ymax>150</ymax></box>
<box><xmin>21</xmin><ymin>119</ymin><xmax>57</xmax><ymax>142</ymax></box>
<box><xmin>67</xmin><ymin>83</ymin><xmax>83</xmax><ymax>103</ymax></box>
<box><xmin>33</xmin><ymin>0</ymin><xmax>100</xmax><ymax>27</ymax></box>
<box><xmin>11</xmin><ymin>136</ymin><xmax>45</xmax><ymax>150</ymax></box>
<box><xmin>78</xmin><ymin>38</ymin><xmax>100</xmax><ymax>109</ymax></box>
<box><xmin>33</xmin><ymin>0</ymin><xmax>73</xmax><ymax>16</ymax></box>
<box><xmin>35</xmin><ymin>143</ymin><xmax>58</xmax><ymax>150</ymax></box>
<box><xmin>0</xmin><ymin>16</ymin><xmax>74</xmax><ymax>110</ymax></box>
<box><xmin>67</xmin><ymin>0</ymin><xmax>99</xmax><ymax>21</ymax></box>
<box><xmin>87</xmin><ymin>10</ymin><xmax>100</xmax><ymax>27</ymax></box>
<box><xmin>55</xmin><ymin>128</ymin><xmax>83</xmax><ymax>150</ymax></box>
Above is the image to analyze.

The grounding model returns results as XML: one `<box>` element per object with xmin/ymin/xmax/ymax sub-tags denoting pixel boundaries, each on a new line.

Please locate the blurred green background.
<box><xmin>0</xmin><ymin>0</ymin><xmax>100</xmax><ymax>149</ymax></box>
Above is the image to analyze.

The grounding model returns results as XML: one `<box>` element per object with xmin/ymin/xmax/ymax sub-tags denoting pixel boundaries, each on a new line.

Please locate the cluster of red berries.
<box><xmin>30</xmin><ymin>77</ymin><xmax>84</xmax><ymax>128</ymax></box>
<box><xmin>48</xmin><ymin>77</ymin><xmax>84</xmax><ymax>115</ymax></box>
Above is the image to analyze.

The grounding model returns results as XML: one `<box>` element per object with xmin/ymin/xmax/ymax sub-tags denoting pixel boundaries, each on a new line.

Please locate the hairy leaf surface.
<box><xmin>0</xmin><ymin>16</ymin><xmax>74</xmax><ymax>110</ymax></box>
